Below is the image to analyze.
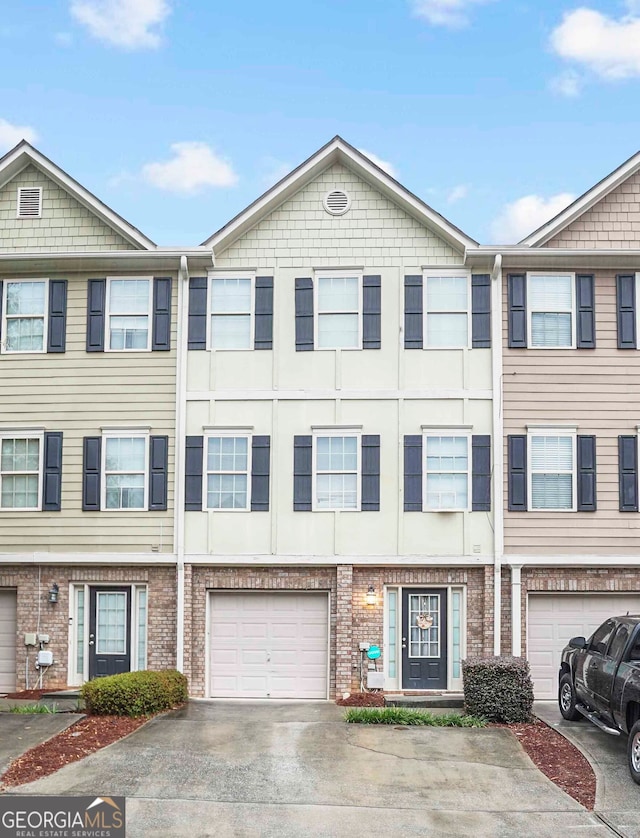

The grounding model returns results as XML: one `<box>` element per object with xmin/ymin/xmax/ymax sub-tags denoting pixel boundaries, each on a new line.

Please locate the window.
<box><xmin>528</xmin><ymin>273</ymin><xmax>574</xmax><ymax>348</ymax></box>
<box><xmin>424</xmin><ymin>272</ymin><xmax>469</xmax><ymax>348</ymax></box>
<box><xmin>313</xmin><ymin>433</ymin><xmax>360</xmax><ymax>510</ymax></box>
<box><xmin>589</xmin><ymin>620</ymin><xmax>616</xmax><ymax>656</ymax></box>
<box><xmin>316</xmin><ymin>273</ymin><xmax>361</xmax><ymax>349</ymax></box>
<box><xmin>2</xmin><ymin>280</ymin><xmax>47</xmax><ymax>353</ymax></box>
<box><xmin>528</xmin><ymin>431</ymin><xmax>576</xmax><ymax>511</ymax></box>
<box><xmin>102</xmin><ymin>433</ymin><xmax>148</xmax><ymax>510</ymax></box>
<box><xmin>205</xmin><ymin>435</ymin><xmax>250</xmax><ymax>510</ymax></box>
<box><xmin>209</xmin><ymin>275</ymin><xmax>254</xmax><ymax>350</ymax></box>
<box><xmin>608</xmin><ymin>625</ymin><xmax>629</xmax><ymax>661</ymax></box>
<box><xmin>424</xmin><ymin>434</ymin><xmax>469</xmax><ymax>511</ymax></box>
<box><xmin>107</xmin><ymin>278</ymin><xmax>152</xmax><ymax>351</ymax></box>
<box><xmin>0</xmin><ymin>434</ymin><xmax>42</xmax><ymax>509</ymax></box>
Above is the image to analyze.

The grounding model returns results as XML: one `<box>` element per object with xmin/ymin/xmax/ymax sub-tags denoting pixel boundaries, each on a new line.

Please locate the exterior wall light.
<box><xmin>365</xmin><ymin>585</ymin><xmax>376</xmax><ymax>606</ymax></box>
<box><xmin>48</xmin><ymin>583</ymin><xmax>59</xmax><ymax>604</ymax></box>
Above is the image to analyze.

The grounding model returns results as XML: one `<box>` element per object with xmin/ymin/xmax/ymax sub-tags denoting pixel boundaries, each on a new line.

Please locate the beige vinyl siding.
<box><xmin>503</xmin><ymin>269</ymin><xmax>640</xmax><ymax>555</ymax></box>
<box><xmin>0</xmin><ymin>166</ymin><xmax>136</xmax><ymax>252</ymax></box>
<box><xmin>0</xmin><ymin>273</ymin><xmax>176</xmax><ymax>552</ymax></box>
<box><xmin>545</xmin><ymin>169</ymin><xmax>640</xmax><ymax>249</ymax></box>
<box><xmin>217</xmin><ymin>162</ymin><xmax>463</xmax><ymax>268</ymax></box>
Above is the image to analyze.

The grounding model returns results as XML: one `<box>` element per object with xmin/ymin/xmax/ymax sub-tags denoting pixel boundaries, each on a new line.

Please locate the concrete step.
<box><xmin>41</xmin><ymin>690</ymin><xmax>84</xmax><ymax>712</ymax></box>
<box><xmin>384</xmin><ymin>693</ymin><xmax>465</xmax><ymax>709</ymax></box>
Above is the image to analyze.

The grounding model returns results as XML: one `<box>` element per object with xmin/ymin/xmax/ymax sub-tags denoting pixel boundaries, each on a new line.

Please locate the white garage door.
<box><xmin>0</xmin><ymin>590</ymin><xmax>17</xmax><ymax>694</ymax></box>
<box><xmin>528</xmin><ymin>593</ymin><xmax>640</xmax><ymax>699</ymax></box>
<box><xmin>209</xmin><ymin>592</ymin><xmax>329</xmax><ymax>699</ymax></box>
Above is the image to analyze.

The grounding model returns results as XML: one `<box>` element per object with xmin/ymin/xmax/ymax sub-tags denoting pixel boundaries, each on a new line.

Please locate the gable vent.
<box><xmin>323</xmin><ymin>190</ymin><xmax>351</xmax><ymax>216</ymax></box>
<box><xmin>17</xmin><ymin>187</ymin><xmax>42</xmax><ymax>218</ymax></box>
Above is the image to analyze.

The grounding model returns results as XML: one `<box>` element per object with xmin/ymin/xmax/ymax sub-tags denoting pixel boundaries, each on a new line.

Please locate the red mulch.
<box><xmin>336</xmin><ymin>692</ymin><xmax>385</xmax><ymax>706</ymax></box>
<box><xmin>4</xmin><ymin>688</ymin><xmax>75</xmax><ymax>700</ymax></box>
<box><xmin>0</xmin><ymin>715</ymin><xmax>146</xmax><ymax>789</ymax></box>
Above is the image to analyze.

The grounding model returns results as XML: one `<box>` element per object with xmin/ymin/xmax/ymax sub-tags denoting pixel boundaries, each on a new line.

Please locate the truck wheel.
<box><xmin>559</xmin><ymin>674</ymin><xmax>582</xmax><ymax>721</ymax></box>
<box><xmin>628</xmin><ymin>721</ymin><xmax>640</xmax><ymax>785</ymax></box>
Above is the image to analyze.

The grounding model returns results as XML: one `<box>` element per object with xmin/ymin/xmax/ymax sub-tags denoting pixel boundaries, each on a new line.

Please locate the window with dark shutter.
<box><xmin>149</xmin><ymin>436</ymin><xmax>168</xmax><ymax>510</ymax></box>
<box><xmin>47</xmin><ymin>280</ymin><xmax>68</xmax><ymax>353</ymax></box>
<box><xmin>152</xmin><ymin>278</ymin><xmax>172</xmax><ymax>351</ymax></box>
<box><xmin>185</xmin><ymin>436</ymin><xmax>204</xmax><ymax>510</ymax></box>
<box><xmin>251</xmin><ymin>436</ymin><xmax>271</xmax><ymax>510</ymax></box>
<box><xmin>362</xmin><ymin>276</ymin><xmax>381</xmax><ymax>350</ymax></box>
<box><xmin>82</xmin><ymin>437</ymin><xmax>101</xmax><ymax>511</ymax></box>
<box><xmin>254</xmin><ymin>277</ymin><xmax>274</xmax><ymax>350</ymax></box>
<box><xmin>42</xmin><ymin>432</ymin><xmax>63</xmax><ymax>511</ymax></box>
<box><xmin>404</xmin><ymin>276</ymin><xmax>423</xmax><ymax>349</ymax></box>
<box><xmin>404</xmin><ymin>435</ymin><xmax>423</xmax><ymax>511</ymax></box>
<box><xmin>619</xmin><ymin>435</ymin><xmax>638</xmax><ymax>512</ymax></box>
<box><xmin>472</xmin><ymin>435</ymin><xmax>491</xmax><ymax>511</ymax></box>
<box><xmin>575</xmin><ymin>275</ymin><xmax>595</xmax><ymax>349</ymax></box>
<box><xmin>295</xmin><ymin>279</ymin><xmax>314</xmax><ymax>351</ymax></box>
<box><xmin>361</xmin><ymin>435</ymin><xmax>380</xmax><ymax>510</ymax></box>
<box><xmin>508</xmin><ymin>275</ymin><xmax>527</xmax><ymax>348</ymax></box>
<box><xmin>577</xmin><ymin>435</ymin><xmax>597</xmax><ymax>511</ymax></box>
<box><xmin>471</xmin><ymin>275</ymin><xmax>491</xmax><ymax>349</ymax></box>
<box><xmin>188</xmin><ymin>278</ymin><xmax>208</xmax><ymax>350</ymax></box>
<box><xmin>293</xmin><ymin>435</ymin><xmax>313</xmax><ymax>510</ymax></box>
<box><xmin>617</xmin><ymin>275</ymin><xmax>637</xmax><ymax>349</ymax></box>
<box><xmin>86</xmin><ymin>279</ymin><xmax>106</xmax><ymax>352</ymax></box>
<box><xmin>508</xmin><ymin>435</ymin><xmax>527</xmax><ymax>511</ymax></box>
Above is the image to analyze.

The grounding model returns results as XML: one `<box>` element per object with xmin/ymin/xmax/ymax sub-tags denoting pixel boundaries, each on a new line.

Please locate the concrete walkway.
<box><xmin>4</xmin><ymin>700</ymin><xmax>618</xmax><ymax>837</ymax></box>
<box><xmin>536</xmin><ymin>701</ymin><xmax>640</xmax><ymax>838</ymax></box>
<box><xmin>0</xmin><ymin>714</ymin><xmax>82</xmax><ymax>776</ymax></box>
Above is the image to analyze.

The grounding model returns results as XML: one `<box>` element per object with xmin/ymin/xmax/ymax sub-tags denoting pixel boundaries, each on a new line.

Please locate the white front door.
<box><xmin>0</xmin><ymin>590</ymin><xmax>17</xmax><ymax>693</ymax></box>
<box><xmin>209</xmin><ymin>592</ymin><xmax>329</xmax><ymax>699</ymax></box>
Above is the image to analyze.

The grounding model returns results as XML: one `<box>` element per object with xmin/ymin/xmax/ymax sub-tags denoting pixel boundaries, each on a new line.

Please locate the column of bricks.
<box><xmin>335</xmin><ymin>565</ymin><xmax>354</xmax><ymax>696</ymax></box>
<box><xmin>181</xmin><ymin>563</ymin><xmax>193</xmax><ymax>687</ymax></box>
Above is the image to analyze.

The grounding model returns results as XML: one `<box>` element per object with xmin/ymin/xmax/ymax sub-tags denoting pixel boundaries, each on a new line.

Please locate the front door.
<box><xmin>88</xmin><ymin>587</ymin><xmax>131</xmax><ymax>679</ymax></box>
<box><xmin>401</xmin><ymin>589</ymin><xmax>447</xmax><ymax>690</ymax></box>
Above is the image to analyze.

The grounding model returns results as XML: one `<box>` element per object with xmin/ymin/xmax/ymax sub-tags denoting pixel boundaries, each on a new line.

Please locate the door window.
<box><xmin>96</xmin><ymin>592</ymin><xmax>127</xmax><ymax>655</ymax></box>
<box><xmin>589</xmin><ymin>619</ymin><xmax>616</xmax><ymax>656</ymax></box>
<box><xmin>408</xmin><ymin>593</ymin><xmax>440</xmax><ymax>658</ymax></box>
<box><xmin>608</xmin><ymin>625</ymin><xmax>629</xmax><ymax>661</ymax></box>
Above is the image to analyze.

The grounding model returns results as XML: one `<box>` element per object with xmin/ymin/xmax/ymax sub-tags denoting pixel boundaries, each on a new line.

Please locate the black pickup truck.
<box><xmin>559</xmin><ymin>615</ymin><xmax>640</xmax><ymax>783</ymax></box>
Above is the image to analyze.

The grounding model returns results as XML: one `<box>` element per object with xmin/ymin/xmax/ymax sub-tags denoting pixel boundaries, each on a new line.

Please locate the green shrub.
<box><xmin>81</xmin><ymin>670</ymin><xmax>188</xmax><ymax>717</ymax></box>
<box><xmin>345</xmin><ymin>707</ymin><xmax>485</xmax><ymax>726</ymax></box>
<box><xmin>462</xmin><ymin>656</ymin><xmax>534</xmax><ymax>723</ymax></box>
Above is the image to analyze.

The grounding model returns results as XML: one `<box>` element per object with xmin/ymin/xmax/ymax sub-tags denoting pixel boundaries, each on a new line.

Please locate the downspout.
<box><xmin>175</xmin><ymin>254</ymin><xmax>189</xmax><ymax>672</ymax></box>
<box><xmin>491</xmin><ymin>254</ymin><xmax>504</xmax><ymax>656</ymax></box>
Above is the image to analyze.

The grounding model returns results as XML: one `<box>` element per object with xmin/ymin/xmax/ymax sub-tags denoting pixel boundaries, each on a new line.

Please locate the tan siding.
<box><xmin>503</xmin><ymin>269</ymin><xmax>640</xmax><ymax>555</ymax></box>
<box><xmin>546</xmin><ymin>170</ymin><xmax>640</xmax><ymax>248</ymax></box>
<box><xmin>0</xmin><ymin>273</ymin><xmax>176</xmax><ymax>552</ymax></box>
<box><xmin>0</xmin><ymin>166</ymin><xmax>136</xmax><ymax>252</ymax></box>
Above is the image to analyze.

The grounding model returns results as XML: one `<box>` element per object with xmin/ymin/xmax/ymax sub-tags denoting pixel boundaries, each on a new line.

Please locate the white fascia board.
<box><xmin>519</xmin><ymin>150</ymin><xmax>640</xmax><ymax>246</ymax></box>
<box><xmin>466</xmin><ymin>247</ymin><xmax>640</xmax><ymax>271</ymax></box>
<box><xmin>184</xmin><ymin>553</ymin><xmax>493</xmax><ymax>566</ymax></box>
<box><xmin>205</xmin><ymin>136</ymin><xmax>477</xmax><ymax>254</ymax></box>
<box><xmin>0</xmin><ymin>141</ymin><xmax>155</xmax><ymax>250</ymax></box>
<box><xmin>0</xmin><ymin>248</ymin><xmax>213</xmax><ymax>275</ymax></box>
<box><xmin>0</xmin><ymin>552</ymin><xmax>177</xmax><ymax>564</ymax></box>
<box><xmin>505</xmin><ymin>555</ymin><xmax>640</xmax><ymax>567</ymax></box>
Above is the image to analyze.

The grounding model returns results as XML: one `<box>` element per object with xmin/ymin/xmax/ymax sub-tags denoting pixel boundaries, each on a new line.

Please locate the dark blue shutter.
<box><xmin>508</xmin><ymin>274</ymin><xmax>527</xmax><ymax>348</ymax></box>
<box><xmin>152</xmin><ymin>278</ymin><xmax>172</xmax><ymax>351</ymax></box>
<box><xmin>82</xmin><ymin>437</ymin><xmax>101</xmax><ymax>511</ymax></box>
<box><xmin>86</xmin><ymin>279</ymin><xmax>106</xmax><ymax>352</ymax></box>
<box><xmin>617</xmin><ymin>275</ymin><xmax>636</xmax><ymax>349</ymax></box>
<box><xmin>293</xmin><ymin>435</ymin><xmax>312</xmax><ymax>510</ymax></box>
<box><xmin>404</xmin><ymin>435</ymin><xmax>422</xmax><ymax>511</ymax></box>
<box><xmin>471</xmin><ymin>275</ymin><xmax>491</xmax><ymax>349</ymax></box>
<box><xmin>251</xmin><ymin>436</ymin><xmax>271</xmax><ymax>511</ymax></box>
<box><xmin>577</xmin><ymin>435</ymin><xmax>596</xmax><ymax>512</ymax></box>
<box><xmin>508</xmin><ymin>435</ymin><xmax>527</xmax><ymax>511</ymax></box>
<box><xmin>149</xmin><ymin>435</ymin><xmax>168</xmax><ymax>511</ymax></box>
<box><xmin>575</xmin><ymin>275</ymin><xmax>595</xmax><ymax>349</ymax></box>
<box><xmin>404</xmin><ymin>276</ymin><xmax>423</xmax><ymax>349</ymax></box>
<box><xmin>295</xmin><ymin>278</ymin><xmax>314</xmax><ymax>351</ymax></box>
<box><xmin>185</xmin><ymin>436</ymin><xmax>204</xmax><ymax>511</ymax></box>
<box><xmin>619</xmin><ymin>435</ymin><xmax>638</xmax><ymax>512</ymax></box>
<box><xmin>42</xmin><ymin>432</ymin><xmax>63</xmax><ymax>511</ymax></box>
<box><xmin>254</xmin><ymin>277</ymin><xmax>274</xmax><ymax>350</ymax></box>
<box><xmin>361</xmin><ymin>435</ymin><xmax>380</xmax><ymax>511</ymax></box>
<box><xmin>363</xmin><ymin>276</ymin><xmax>381</xmax><ymax>350</ymax></box>
<box><xmin>472</xmin><ymin>435</ymin><xmax>491</xmax><ymax>512</ymax></box>
<box><xmin>188</xmin><ymin>278</ymin><xmax>208</xmax><ymax>350</ymax></box>
<box><xmin>47</xmin><ymin>280</ymin><xmax>67</xmax><ymax>353</ymax></box>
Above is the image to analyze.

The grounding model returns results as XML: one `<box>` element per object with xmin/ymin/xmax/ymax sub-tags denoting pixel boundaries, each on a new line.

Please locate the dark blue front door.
<box><xmin>401</xmin><ymin>589</ymin><xmax>447</xmax><ymax>690</ymax></box>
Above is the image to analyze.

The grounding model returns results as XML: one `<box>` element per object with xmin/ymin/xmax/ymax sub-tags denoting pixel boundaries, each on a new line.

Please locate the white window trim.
<box><xmin>104</xmin><ymin>276</ymin><xmax>153</xmax><ymax>353</ymax></box>
<box><xmin>0</xmin><ymin>431</ymin><xmax>44</xmax><ymax>512</ymax></box>
<box><xmin>527</xmin><ymin>426</ymin><xmax>577</xmax><ymax>512</ymax></box>
<box><xmin>16</xmin><ymin>187</ymin><xmax>42</xmax><ymax>219</ymax></box>
<box><xmin>312</xmin><ymin>428</ymin><xmax>362</xmax><ymax>512</ymax></box>
<box><xmin>207</xmin><ymin>271</ymin><xmax>256</xmax><ymax>352</ymax></box>
<box><xmin>100</xmin><ymin>430</ymin><xmax>149</xmax><ymax>512</ymax></box>
<box><xmin>203</xmin><ymin>430</ymin><xmax>253</xmax><ymax>512</ymax></box>
<box><xmin>1</xmin><ymin>278</ymin><xmax>49</xmax><ymax>355</ymax></box>
<box><xmin>527</xmin><ymin>272</ymin><xmax>576</xmax><ymax>350</ymax></box>
<box><xmin>313</xmin><ymin>270</ymin><xmax>363</xmax><ymax>351</ymax></box>
<box><xmin>423</xmin><ymin>270</ymin><xmax>471</xmax><ymax>350</ymax></box>
<box><xmin>422</xmin><ymin>429</ymin><xmax>471</xmax><ymax>513</ymax></box>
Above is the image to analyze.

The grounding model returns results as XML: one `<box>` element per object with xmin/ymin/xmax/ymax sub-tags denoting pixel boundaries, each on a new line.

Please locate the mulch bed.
<box><xmin>336</xmin><ymin>692</ymin><xmax>385</xmax><ymax>706</ymax></box>
<box><xmin>0</xmin><ymin>715</ymin><xmax>146</xmax><ymax>789</ymax></box>
<box><xmin>4</xmin><ymin>688</ymin><xmax>74</xmax><ymax>700</ymax></box>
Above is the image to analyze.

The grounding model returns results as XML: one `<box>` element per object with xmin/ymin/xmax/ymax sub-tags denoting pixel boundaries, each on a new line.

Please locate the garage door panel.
<box><xmin>0</xmin><ymin>591</ymin><xmax>17</xmax><ymax>694</ymax></box>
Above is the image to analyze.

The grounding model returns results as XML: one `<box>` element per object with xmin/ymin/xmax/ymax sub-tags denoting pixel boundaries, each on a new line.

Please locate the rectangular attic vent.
<box><xmin>17</xmin><ymin>187</ymin><xmax>42</xmax><ymax>218</ymax></box>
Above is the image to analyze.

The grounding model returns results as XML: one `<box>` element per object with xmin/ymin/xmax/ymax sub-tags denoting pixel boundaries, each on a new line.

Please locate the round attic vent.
<box><xmin>323</xmin><ymin>190</ymin><xmax>351</xmax><ymax>216</ymax></box>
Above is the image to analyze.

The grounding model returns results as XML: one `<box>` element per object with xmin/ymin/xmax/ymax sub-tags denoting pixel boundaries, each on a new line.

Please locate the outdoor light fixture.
<box><xmin>48</xmin><ymin>583</ymin><xmax>59</xmax><ymax>604</ymax></box>
<box><xmin>365</xmin><ymin>585</ymin><xmax>376</xmax><ymax>606</ymax></box>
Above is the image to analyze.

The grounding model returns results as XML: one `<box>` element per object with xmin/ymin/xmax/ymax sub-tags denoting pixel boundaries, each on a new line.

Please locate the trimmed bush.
<box><xmin>462</xmin><ymin>656</ymin><xmax>534</xmax><ymax>723</ymax></box>
<box><xmin>81</xmin><ymin>670</ymin><xmax>188</xmax><ymax>717</ymax></box>
<box><xmin>345</xmin><ymin>707</ymin><xmax>485</xmax><ymax>726</ymax></box>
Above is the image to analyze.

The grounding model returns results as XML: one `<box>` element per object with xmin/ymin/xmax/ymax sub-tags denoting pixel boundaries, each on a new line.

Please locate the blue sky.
<box><xmin>1</xmin><ymin>0</ymin><xmax>639</xmax><ymax>246</ymax></box>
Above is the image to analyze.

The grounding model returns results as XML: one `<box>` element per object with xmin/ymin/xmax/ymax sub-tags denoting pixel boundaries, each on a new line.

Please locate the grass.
<box><xmin>344</xmin><ymin>707</ymin><xmax>486</xmax><ymax>727</ymax></box>
<box><xmin>9</xmin><ymin>703</ymin><xmax>57</xmax><ymax>714</ymax></box>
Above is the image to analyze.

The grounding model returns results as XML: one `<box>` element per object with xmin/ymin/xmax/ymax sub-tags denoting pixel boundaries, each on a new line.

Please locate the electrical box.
<box><xmin>37</xmin><ymin>650</ymin><xmax>53</xmax><ymax>667</ymax></box>
<box><xmin>24</xmin><ymin>633</ymin><xmax>37</xmax><ymax>646</ymax></box>
<box><xmin>359</xmin><ymin>642</ymin><xmax>370</xmax><ymax>651</ymax></box>
<box><xmin>367</xmin><ymin>671</ymin><xmax>384</xmax><ymax>689</ymax></box>
<box><xmin>38</xmin><ymin>634</ymin><xmax>50</xmax><ymax>644</ymax></box>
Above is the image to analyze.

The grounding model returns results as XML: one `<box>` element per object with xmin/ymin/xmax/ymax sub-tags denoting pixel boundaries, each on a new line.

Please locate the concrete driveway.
<box><xmin>536</xmin><ymin>701</ymin><xmax>640</xmax><ymax>838</ymax></box>
<box><xmin>0</xmin><ymin>714</ymin><xmax>82</xmax><ymax>776</ymax></box>
<box><xmin>6</xmin><ymin>701</ymin><xmax>617</xmax><ymax>838</ymax></box>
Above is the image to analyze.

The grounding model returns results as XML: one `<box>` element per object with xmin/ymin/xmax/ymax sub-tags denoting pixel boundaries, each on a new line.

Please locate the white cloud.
<box><xmin>0</xmin><ymin>118</ymin><xmax>38</xmax><ymax>152</ymax></box>
<box><xmin>550</xmin><ymin>3</ymin><xmax>640</xmax><ymax>80</ymax></box>
<box><xmin>70</xmin><ymin>0</ymin><xmax>171</xmax><ymax>49</ymax></box>
<box><xmin>357</xmin><ymin>149</ymin><xmax>397</xmax><ymax>178</ymax></box>
<box><xmin>490</xmin><ymin>193</ymin><xmax>575</xmax><ymax>243</ymax></box>
<box><xmin>410</xmin><ymin>0</ymin><xmax>493</xmax><ymax>28</ymax></box>
<box><xmin>447</xmin><ymin>184</ymin><xmax>468</xmax><ymax>204</ymax></box>
<box><xmin>141</xmin><ymin>142</ymin><xmax>238</xmax><ymax>194</ymax></box>
<box><xmin>550</xmin><ymin>70</ymin><xmax>582</xmax><ymax>97</ymax></box>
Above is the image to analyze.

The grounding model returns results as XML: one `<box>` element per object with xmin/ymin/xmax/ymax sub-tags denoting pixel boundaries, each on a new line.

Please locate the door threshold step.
<box><xmin>384</xmin><ymin>693</ymin><xmax>464</xmax><ymax>708</ymax></box>
<box><xmin>575</xmin><ymin>703</ymin><xmax>620</xmax><ymax>735</ymax></box>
